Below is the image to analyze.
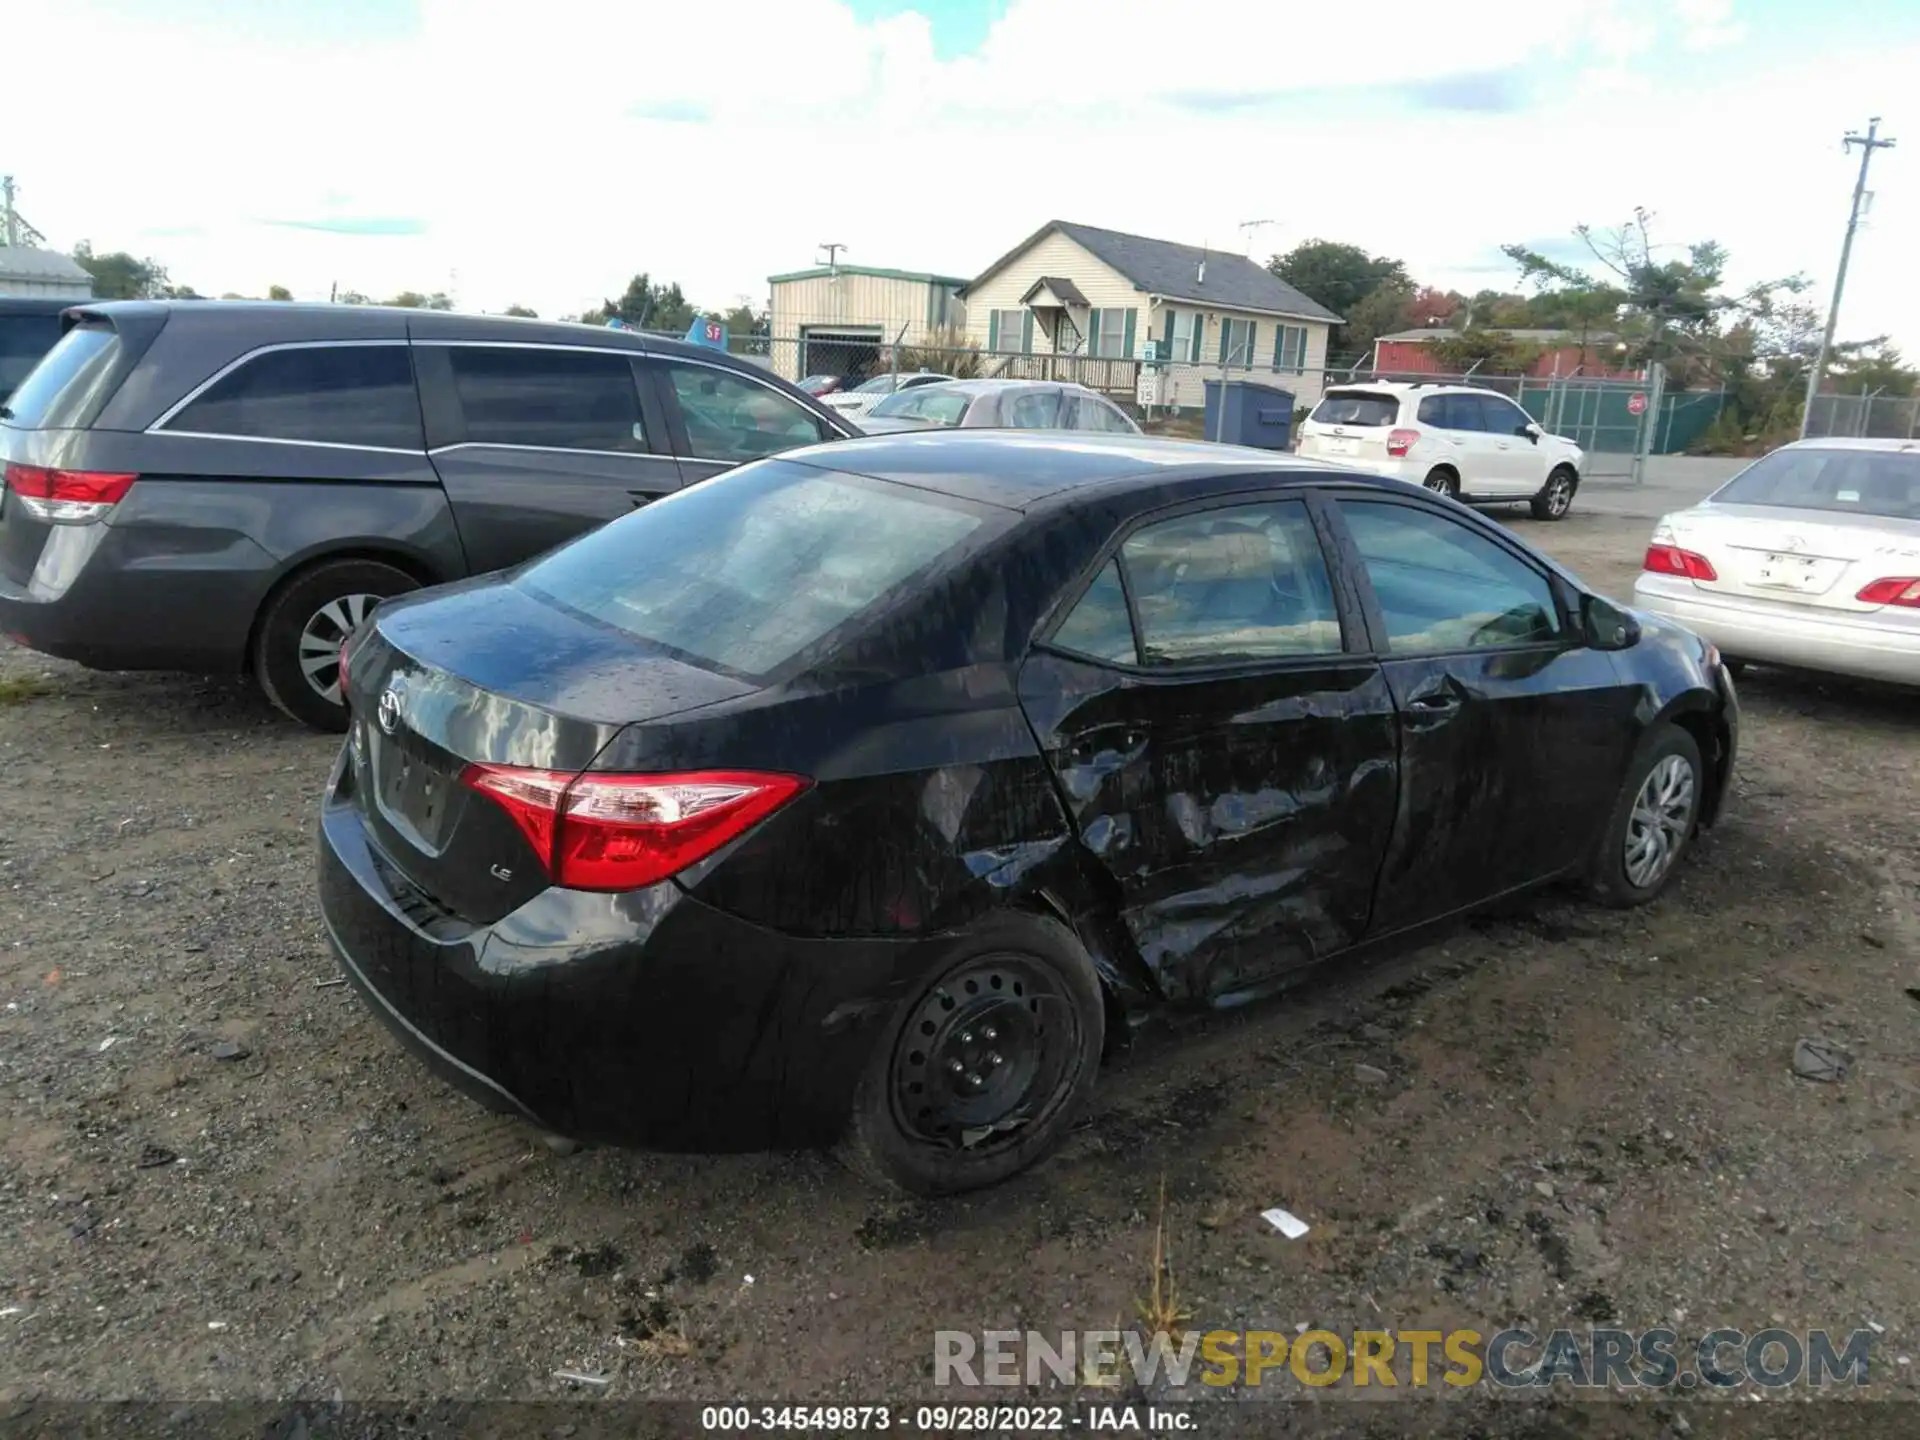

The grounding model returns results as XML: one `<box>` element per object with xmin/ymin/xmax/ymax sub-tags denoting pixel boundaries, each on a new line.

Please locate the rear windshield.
<box><xmin>1</xmin><ymin>322</ymin><xmax>120</xmax><ymax>430</ymax></box>
<box><xmin>1311</xmin><ymin>391</ymin><xmax>1400</xmax><ymax>427</ymax></box>
<box><xmin>871</xmin><ymin>388</ymin><xmax>969</xmax><ymax>424</ymax></box>
<box><xmin>1713</xmin><ymin>447</ymin><xmax>1920</xmax><ymax>520</ymax></box>
<box><xmin>0</xmin><ymin>312</ymin><xmax>66</xmax><ymax>401</ymax></box>
<box><xmin>517</xmin><ymin>459</ymin><xmax>993</xmax><ymax>677</ymax></box>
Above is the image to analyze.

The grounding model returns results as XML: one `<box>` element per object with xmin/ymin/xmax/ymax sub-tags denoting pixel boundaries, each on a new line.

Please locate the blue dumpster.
<box><xmin>1203</xmin><ymin>379</ymin><xmax>1296</xmax><ymax>449</ymax></box>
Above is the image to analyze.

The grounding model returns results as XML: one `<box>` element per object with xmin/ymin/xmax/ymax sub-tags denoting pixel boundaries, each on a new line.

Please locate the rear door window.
<box><xmin>1311</xmin><ymin>391</ymin><xmax>1400</xmax><ymax>427</ymax></box>
<box><xmin>164</xmin><ymin>343</ymin><xmax>422</xmax><ymax>449</ymax></box>
<box><xmin>518</xmin><ymin>458</ymin><xmax>992</xmax><ymax>677</ymax></box>
<box><xmin>2</xmin><ymin>322</ymin><xmax>122</xmax><ymax>430</ymax></box>
<box><xmin>1004</xmin><ymin>390</ymin><xmax>1061</xmax><ymax>429</ymax></box>
<box><xmin>0</xmin><ymin>312</ymin><xmax>65</xmax><ymax>402</ymax></box>
<box><xmin>445</xmin><ymin>345</ymin><xmax>648</xmax><ymax>453</ymax></box>
<box><xmin>664</xmin><ymin>364</ymin><xmax>830</xmax><ymax>462</ymax></box>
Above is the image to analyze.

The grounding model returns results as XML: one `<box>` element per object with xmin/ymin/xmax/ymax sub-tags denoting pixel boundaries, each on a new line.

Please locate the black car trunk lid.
<box><xmin>341</xmin><ymin>580</ymin><xmax>756</xmax><ymax>924</ymax></box>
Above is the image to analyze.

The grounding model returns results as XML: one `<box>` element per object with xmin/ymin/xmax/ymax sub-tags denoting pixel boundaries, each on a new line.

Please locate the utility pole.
<box><xmin>1801</xmin><ymin>117</ymin><xmax>1897</xmax><ymax>438</ymax></box>
<box><xmin>817</xmin><ymin>242</ymin><xmax>846</xmax><ymax>275</ymax></box>
<box><xmin>3</xmin><ymin>176</ymin><xmax>17</xmax><ymax>247</ymax></box>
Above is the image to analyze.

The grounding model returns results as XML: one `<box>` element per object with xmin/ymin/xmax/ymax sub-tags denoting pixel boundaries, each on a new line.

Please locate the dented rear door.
<box><xmin>1017</xmin><ymin>494</ymin><xmax>1397</xmax><ymax>1005</ymax></box>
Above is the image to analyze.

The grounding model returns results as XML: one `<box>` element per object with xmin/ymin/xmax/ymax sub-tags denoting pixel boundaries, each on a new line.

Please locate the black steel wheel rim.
<box><xmin>890</xmin><ymin>954</ymin><xmax>1077</xmax><ymax>1153</ymax></box>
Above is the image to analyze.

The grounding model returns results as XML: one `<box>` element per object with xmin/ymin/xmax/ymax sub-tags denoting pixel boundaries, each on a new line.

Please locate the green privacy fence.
<box><xmin>1515</xmin><ymin>381</ymin><xmax>1725</xmax><ymax>455</ymax></box>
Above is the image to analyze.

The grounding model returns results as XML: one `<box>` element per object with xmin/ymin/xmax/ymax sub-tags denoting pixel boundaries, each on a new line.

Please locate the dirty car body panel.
<box><xmin>316</xmin><ymin>433</ymin><xmax>1737</xmax><ymax>1152</ymax></box>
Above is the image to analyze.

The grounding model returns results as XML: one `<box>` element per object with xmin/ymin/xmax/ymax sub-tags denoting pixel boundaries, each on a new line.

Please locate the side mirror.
<box><xmin>1584</xmin><ymin>594</ymin><xmax>1641</xmax><ymax>651</ymax></box>
<box><xmin>1523</xmin><ymin>422</ymin><xmax>1542</xmax><ymax>443</ymax></box>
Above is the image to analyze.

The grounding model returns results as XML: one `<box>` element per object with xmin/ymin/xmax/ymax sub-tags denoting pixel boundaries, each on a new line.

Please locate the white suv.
<box><xmin>1297</xmin><ymin>383</ymin><xmax>1586</xmax><ymax>520</ymax></box>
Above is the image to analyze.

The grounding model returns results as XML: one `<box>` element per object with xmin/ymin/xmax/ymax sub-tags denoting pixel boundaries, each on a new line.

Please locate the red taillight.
<box><xmin>459</xmin><ymin>765</ymin><xmax>809</xmax><ymax>892</ymax></box>
<box><xmin>1642</xmin><ymin>544</ymin><xmax>1718</xmax><ymax>581</ymax></box>
<box><xmin>1856</xmin><ymin>576</ymin><xmax>1920</xmax><ymax>608</ymax></box>
<box><xmin>4</xmin><ymin>463</ymin><xmax>138</xmax><ymax>524</ymax></box>
<box><xmin>1386</xmin><ymin>428</ymin><xmax>1419</xmax><ymax>458</ymax></box>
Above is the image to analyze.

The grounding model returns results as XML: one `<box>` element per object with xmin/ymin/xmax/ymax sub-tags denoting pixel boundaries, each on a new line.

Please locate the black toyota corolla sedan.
<box><xmin>318</xmin><ymin>432</ymin><xmax>1738</xmax><ymax>1194</ymax></box>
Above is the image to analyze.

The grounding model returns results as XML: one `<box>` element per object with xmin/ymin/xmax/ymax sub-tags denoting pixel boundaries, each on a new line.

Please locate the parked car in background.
<box><xmin>320</xmin><ymin>431</ymin><xmax>1736</xmax><ymax>1195</ymax></box>
<box><xmin>798</xmin><ymin>374</ymin><xmax>847</xmax><ymax>397</ymax></box>
<box><xmin>1633</xmin><ymin>438</ymin><xmax>1920</xmax><ymax>686</ymax></box>
<box><xmin>0</xmin><ymin>297</ymin><xmax>74</xmax><ymax>406</ymax></box>
<box><xmin>856</xmin><ymin>379</ymin><xmax>1143</xmax><ymax>436</ymax></box>
<box><xmin>0</xmin><ymin>302</ymin><xmax>853</xmax><ymax>730</ymax></box>
<box><xmin>818</xmin><ymin>370</ymin><xmax>954</xmax><ymax>422</ymax></box>
<box><xmin>1298</xmin><ymin>382</ymin><xmax>1585</xmax><ymax>520</ymax></box>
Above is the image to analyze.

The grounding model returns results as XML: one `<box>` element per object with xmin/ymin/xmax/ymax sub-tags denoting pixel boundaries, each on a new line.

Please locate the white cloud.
<box><xmin>3</xmin><ymin>0</ymin><xmax>1913</xmax><ymax>350</ymax></box>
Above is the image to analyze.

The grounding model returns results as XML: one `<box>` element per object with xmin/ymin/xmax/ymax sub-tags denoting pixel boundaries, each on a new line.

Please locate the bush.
<box><xmin>892</xmin><ymin>326</ymin><xmax>985</xmax><ymax>380</ymax></box>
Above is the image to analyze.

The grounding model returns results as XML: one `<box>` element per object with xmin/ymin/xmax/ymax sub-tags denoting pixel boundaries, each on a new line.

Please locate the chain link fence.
<box><xmin>1804</xmin><ymin>390</ymin><xmax>1920</xmax><ymax>441</ymax></box>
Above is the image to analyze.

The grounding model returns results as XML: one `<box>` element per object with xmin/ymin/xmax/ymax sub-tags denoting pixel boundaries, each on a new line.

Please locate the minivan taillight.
<box><xmin>460</xmin><ymin>765</ymin><xmax>810</xmax><ymax>892</ymax></box>
<box><xmin>3</xmin><ymin>463</ymin><xmax>138</xmax><ymax>524</ymax></box>
<box><xmin>1386</xmin><ymin>428</ymin><xmax>1419</xmax><ymax>458</ymax></box>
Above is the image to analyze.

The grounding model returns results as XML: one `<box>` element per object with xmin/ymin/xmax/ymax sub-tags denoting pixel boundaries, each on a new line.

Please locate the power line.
<box><xmin>1801</xmin><ymin>117</ymin><xmax>1897</xmax><ymax>437</ymax></box>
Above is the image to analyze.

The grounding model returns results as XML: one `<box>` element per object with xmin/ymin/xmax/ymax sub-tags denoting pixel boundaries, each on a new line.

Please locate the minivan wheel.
<box><xmin>1588</xmin><ymin>723</ymin><xmax>1703</xmax><ymax>908</ymax></box>
<box><xmin>1531</xmin><ymin>466</ymin><xmax>1578</xmax><ymax>521</ymax></box>
<box><xmin>254</xmin><ymin>558</ymin><xmax>419</xmax><ymax>732</ymax></box>
<box><xmin>1423</xmin><ymin>467</ymin><xmax>1459</xmax><ymax>499</ymax></box>
<box><xmin>839</xmin><ymin>913</ymin><xmax>1104</xmax><ymax>1196</ymax></box>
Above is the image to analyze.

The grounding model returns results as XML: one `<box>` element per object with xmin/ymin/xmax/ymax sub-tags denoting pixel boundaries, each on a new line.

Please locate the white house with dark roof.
<box><xmin>959</xmin><ymin>220</ymin><xmax>1341</xmax><ymax>409</ymax></box>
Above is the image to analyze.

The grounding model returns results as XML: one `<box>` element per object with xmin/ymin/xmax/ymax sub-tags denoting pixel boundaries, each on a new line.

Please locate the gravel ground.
<box><xmin>2</xmin><ymin>496</ymin><xmax>1916</xmax><ymax>1435</ymax></box>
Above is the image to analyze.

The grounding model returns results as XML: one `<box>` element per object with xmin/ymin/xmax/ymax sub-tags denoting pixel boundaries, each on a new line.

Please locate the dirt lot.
<box><xmin>2</xmin><ymin>487</ymin><xmax>1916</xmax><ymax>1434</ymax></box>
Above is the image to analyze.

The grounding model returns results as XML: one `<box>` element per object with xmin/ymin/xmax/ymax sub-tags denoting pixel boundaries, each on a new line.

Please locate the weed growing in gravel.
<box><xmin>1135</xmin><ymin>1175</ymin><xmax>1195</xmax><ymax>1342</ymax></box>
<box><xmin>0</xmin><ymin>675</ymin><xmax>53</xmax><ymax>704</ymax></box>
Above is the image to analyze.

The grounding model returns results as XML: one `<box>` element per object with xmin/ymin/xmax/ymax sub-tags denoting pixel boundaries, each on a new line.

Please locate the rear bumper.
<box><xmin>1633</xmin><ymin>577</ymin><xmax>1920</xmax><ymax>687</ymax></box>
<box><xmin>0</xmin><ymin>520</ymin><xmax>272</xmax><ymax>672</ymax></box>
<box><xmin>316</xmin><ymin>751</ymin><xmax>922</xmax><ymax>1150</ymax></box>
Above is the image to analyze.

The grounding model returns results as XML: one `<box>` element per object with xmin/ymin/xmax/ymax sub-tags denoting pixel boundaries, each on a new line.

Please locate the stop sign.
<box><xmin>1627</xmin><ymin>392</ymin><xmax>1649</xmax><ymax>416</ymax></box>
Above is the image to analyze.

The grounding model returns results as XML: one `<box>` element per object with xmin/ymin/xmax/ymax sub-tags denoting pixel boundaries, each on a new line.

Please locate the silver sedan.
<box><xmin>855</xmin><ymin>379</ymin><xmax>1142</xmax><ymax>436</ymax></box>
<box><xmin>1632</xmin><ymin>438</ymin><xmax>1920</xmax><ymax>685</ymax></box>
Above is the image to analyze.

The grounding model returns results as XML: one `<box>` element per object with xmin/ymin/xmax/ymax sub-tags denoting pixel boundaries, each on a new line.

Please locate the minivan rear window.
<box><xmin>1311</xmin><ymin>391</ymin><xmax>1400</xmax><ymax>427</ymax></box>
<box><xmin>518</xmin><ymin>458</ymin><xmax>991</xmax><ymax>678</ymax></box>
<box><xmin>2</xmin><ymin>322</ymin><xmax>120</xmax><ymax>430</ymax></box>
<box><xmin>1713</xmin><ymin>447</ymin><xmax>1920</xmax><ymax>520</ymax></box>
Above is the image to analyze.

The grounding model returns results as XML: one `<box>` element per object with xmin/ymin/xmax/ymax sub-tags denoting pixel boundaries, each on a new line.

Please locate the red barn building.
<box><xmin>1371</xmin><ymin>328</ymin><xmax>1642</xmax><ymax>380</ymax></box>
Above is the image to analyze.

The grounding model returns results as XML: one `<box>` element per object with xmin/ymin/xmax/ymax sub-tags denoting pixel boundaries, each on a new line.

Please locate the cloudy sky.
<box><xmin>8</xmin><ymin>0</ymin><xmax>1916</xmax><ymax>350</ymax></box>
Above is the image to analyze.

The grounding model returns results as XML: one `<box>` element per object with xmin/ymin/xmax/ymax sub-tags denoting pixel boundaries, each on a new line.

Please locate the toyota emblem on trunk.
<box><xmin>376</xmin><ymin>687</ymin><xmax>402</xmax><ymax>735</ymax></box>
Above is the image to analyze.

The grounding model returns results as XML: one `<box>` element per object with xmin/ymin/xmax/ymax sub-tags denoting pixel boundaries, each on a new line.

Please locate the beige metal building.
<box><xmin>766</xmin><ymin>264</ymin><xmax>968</xmax><ymax>382</ymax></box>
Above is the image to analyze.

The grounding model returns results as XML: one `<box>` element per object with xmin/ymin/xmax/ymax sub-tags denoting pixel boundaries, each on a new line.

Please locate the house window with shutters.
<box><xmin>1087</xmin><ymin>307</ymin><xmax>1136</xmax><ymax>359</ymax></box>
<box><xmin>1163</xmin><ymin>309</ymin><xmax>1204</xmax><ymax>364</ymax></box>
<box><xmin>1220</xmin><ymin>317</ymin><xmax>1257</xmax><ymax>368</ymax></box>
<box><xmin>987</xmin><ymin>309</ymin><xmax>1032</xmax><ymax>354</ymax></box>
<box><xmin>1272</xmin><ymin>324</ymin><xmax>1309</xmax><ymax>374</ymax></box>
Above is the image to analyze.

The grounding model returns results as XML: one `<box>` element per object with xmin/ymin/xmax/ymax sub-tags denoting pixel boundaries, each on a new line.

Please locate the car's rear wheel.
<box><xmin>840</xmin><ymin>913</ymin><xmax>1104</xmax><ymax>1195</ymax></box>
<box><xmin>254</xmin><ymin>558</ymin><xmax>420</xmax><ymax>732</ymax></box>
<box><xmin>1588</xmin><ymin>723</ymin><xmax>1703</xmax><ymax>907</ymax></box>
<box><xmin>1423</xmin><ymin>467</ymin><xmax>1459</xmax><ymax>499</ymax></box>
<box><xmin>1531</xmin><ymin>465</ymin><xmax>1578</xmax><ymax>521</ymax></box>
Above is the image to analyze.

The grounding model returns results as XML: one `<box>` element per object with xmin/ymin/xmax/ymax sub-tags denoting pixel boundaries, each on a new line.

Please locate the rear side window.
<box><xmin>165</xmin><ymin>344</ymin><xmax>422</xmax><ymax>449</ymax></box>
<box><xmin>665</xmin><ymin>364</ymin><xmax>829</xmax><ymax>463</ymax></box>
<box><xmin>3</xmin><ymin>323</ymin><xmax>121</xmax><ymax>430</ymax></box>
<box><xmin>1120</xmin><ymin>501</ymin><xmax>1343</xmax><ymax>665</ymax></box>
<box><xmin>1713</xmin><ymin>447</ymin><xmax>1920</xmax><ymax>520</ymax></box>
<box><xmin>0</xmin><ymin>313</ymin><xmax>65</xmax><ymax>401</ymax></box>
<box><xmin>1311</xmin><ymin>391</ymin><xmax>1399</xmax><ymax>427</ymax></box>
<box><xmin>518</xmin><ymin>458</ymin><xmax>990</xmax><ymax>677</ymax></box>
<box><xmin>446</xmin><ymin>346</ymin><xmax>647</xmax><ymax>453</ymax></box>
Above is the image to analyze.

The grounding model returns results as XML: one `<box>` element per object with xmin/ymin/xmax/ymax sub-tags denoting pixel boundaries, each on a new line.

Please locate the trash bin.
<box><xmin>1202</xmin><ymin>379</ymin><xmax>1296</xmax><ymax>449</ymax></box>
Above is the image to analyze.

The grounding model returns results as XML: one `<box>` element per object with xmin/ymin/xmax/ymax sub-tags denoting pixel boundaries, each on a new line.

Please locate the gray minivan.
<box><xmin>0</xmin><ymin>302</ymin><xmax>853</xmax><ymax>728</ymax></box>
